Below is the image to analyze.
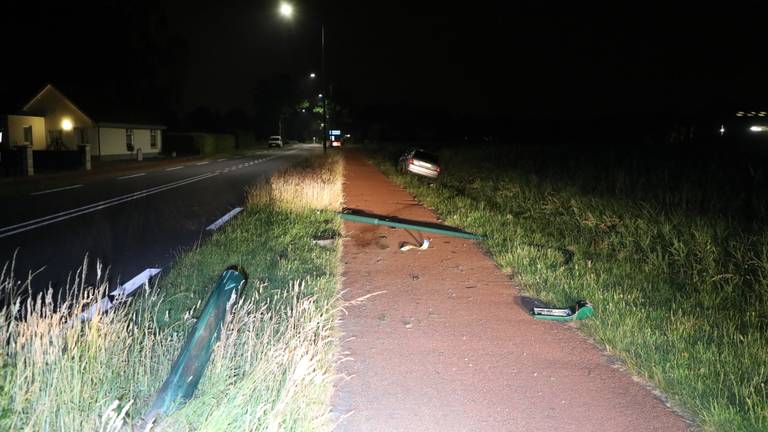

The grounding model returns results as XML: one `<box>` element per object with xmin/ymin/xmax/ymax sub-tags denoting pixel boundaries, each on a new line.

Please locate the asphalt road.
<box><xmin>0</xmin><ymin>144</ymin><xmax>320</xmax><ymax>296</ymax></box>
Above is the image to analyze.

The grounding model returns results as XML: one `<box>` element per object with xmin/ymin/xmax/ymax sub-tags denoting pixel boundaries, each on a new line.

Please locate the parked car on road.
<box><xmin>330</xmin><ymin>137</ymin><xmax>343</xmax><ymax>149</ymax></box>
<box><xmin>268</xmin><ymin>135</ymin><xmax>283</xmax><ymax>148</ymax></box>
<box><xmin>398</xmin><ymin>148</ymin><xmax>440</xmax><ymax>178</ymax></box>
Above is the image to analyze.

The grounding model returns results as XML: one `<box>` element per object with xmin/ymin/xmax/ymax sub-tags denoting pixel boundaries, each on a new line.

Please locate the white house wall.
<box><xmin>99</xmin><ymin>127</ymin><xmax>162</xmax><ymax>158</ymax></box>
<box><xmin>6</xmin><ymin>115</ymin><xmax>46</xmax><ymax>150</ymax></box>
<box><xmin>23</xmin><ymin>86</ymin><xmax>95</xmax><ymax>150</ymax></box>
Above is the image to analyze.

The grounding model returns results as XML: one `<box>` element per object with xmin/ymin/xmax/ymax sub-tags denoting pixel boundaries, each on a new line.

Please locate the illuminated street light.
<box><xmin>318</xmin><ymin>93</ymin><xmax>323</xmax><ymax>98</ymax></box>
<box><xmin>61</xmin><ymin>118</ymin><xmax>73</xmax><ymax>131</ymax></box>
<box><xmin>278</xmin><ymin>2</ymin><xmax>293</xmax><ymax>19</ymax></box>
<box><xmin>310</xmin><ymin>72</ymin><xmax>316</xmax><ymax>78</ymax></box>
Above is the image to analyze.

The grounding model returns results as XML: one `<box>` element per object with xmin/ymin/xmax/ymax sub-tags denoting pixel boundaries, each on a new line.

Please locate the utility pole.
<box><xmin>321</xmin><ymin>24</ymin><xmax>327</xmax><ymax>154</ymax></box>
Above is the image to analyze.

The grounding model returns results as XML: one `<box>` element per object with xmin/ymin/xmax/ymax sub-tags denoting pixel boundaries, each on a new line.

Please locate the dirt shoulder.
<box><xmin>331</xmin><ymin>152</ymin><xmax>691</xmax><ymax>431</ymax></box>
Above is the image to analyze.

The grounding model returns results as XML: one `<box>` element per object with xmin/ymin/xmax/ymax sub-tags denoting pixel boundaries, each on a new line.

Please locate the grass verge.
<box><xmin>370</xmin><ymin>144</ymin><xmax>767</xmax><ymax>431</ymax></box>
<box><xmin>0</xmin><ymin>152</ymin><xmax>343</xmax><ymax>430</ymax></box>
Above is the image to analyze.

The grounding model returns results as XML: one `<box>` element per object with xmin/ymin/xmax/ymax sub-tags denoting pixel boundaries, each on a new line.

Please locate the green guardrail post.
<box><xmin>141</xmin><ymin>265</ymin><xmax>248</xmax><ymax>427</ymax></box>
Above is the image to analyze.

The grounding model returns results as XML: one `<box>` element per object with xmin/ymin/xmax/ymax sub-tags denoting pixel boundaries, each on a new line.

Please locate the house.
<box><xmin>1</xmin><ymin>84</ymin><xmax>166</xmax><ymax>160</ymax></box>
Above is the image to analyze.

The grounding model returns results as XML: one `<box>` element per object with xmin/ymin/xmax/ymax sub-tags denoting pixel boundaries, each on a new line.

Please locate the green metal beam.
<box><xmin>142</xmin><ymin>266</ymin><xmax>248</xmax><ymax>426</ymax></box>
<box><xmin>338</xmin><ymin>212</ymin><xmax>483</xmax><ymax>240</ymax></box>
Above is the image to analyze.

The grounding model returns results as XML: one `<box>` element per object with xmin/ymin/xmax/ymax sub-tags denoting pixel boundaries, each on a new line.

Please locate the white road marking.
<box><xmin>0</xmin><ymin>172</ymin><xmax>218</xmax><ymax>239</ymax></box>
<box><xmin>165</xmin><ymin>166</ymin><xmax>184</xmax><ymax>171</ymax></box>
<box><xmin>117</xmin><ymin>173</ymin><xmax>146</xmax><ymax>180</ymax></box>
<box><xmin>216</xmin><ymin>158</ymin><xmax>226</xmax><ymax>162</ymax></box>
<box><xmin>206</xmin><ymin>207</ymin><xmax>243</xmax><ymax>231</ymax></box>
<box><xmin>195</xmin><ymin>161</ymin><xmax>209</xmax><ymax>165</ymax></box>
<box><xmin>30</xmin><ymin>184</ymin><xmax>83</xmax><ymax>196</ymax></box>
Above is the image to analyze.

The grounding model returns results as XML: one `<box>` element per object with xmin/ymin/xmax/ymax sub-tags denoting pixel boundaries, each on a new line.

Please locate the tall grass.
<box><xmin>249</xmin><ymin>153</ymin><xmax>343</xmax><ymax>211</ymax></box>
<box><xmin>0</xmin><ymin>154</ymin><xmax>343</xmax><ymax>430</ymax></box>
<box><xmin>370</xmin><ymin>144</ymin><xmax>768</xmax><ymax>431</ymax></box>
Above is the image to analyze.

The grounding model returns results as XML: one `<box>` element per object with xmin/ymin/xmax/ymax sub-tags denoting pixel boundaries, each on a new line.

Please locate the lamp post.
<box><xmin>279</xmin><ymin>2</ymin><xmax>327</xmax><ymax>153</ymax></box>
<box><xmin>321</xmin><ymin>23</ymin><xmax>327</xmax><ymax>153</ymax></box>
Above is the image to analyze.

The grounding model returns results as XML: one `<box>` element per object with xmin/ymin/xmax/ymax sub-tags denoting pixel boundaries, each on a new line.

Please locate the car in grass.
<box><xmin>268</xmin><ymin>135</ymin><xmax>283</xmax><ymax>148</ymax></box>
<box><xmin>398</xmin><ymin>148</ymin><xmax>440</xmax><ymax>178</ymax></box>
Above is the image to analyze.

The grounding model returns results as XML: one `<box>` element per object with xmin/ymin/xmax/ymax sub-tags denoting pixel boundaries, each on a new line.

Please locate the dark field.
<box><xmin>370</xmin><ymin>141</ymin><xmax>768</xmax><ymax>431</ymax></box>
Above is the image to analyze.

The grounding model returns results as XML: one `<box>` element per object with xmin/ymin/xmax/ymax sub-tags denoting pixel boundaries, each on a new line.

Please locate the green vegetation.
<box><xmin>0</xmin><ymin>154</ymin><xmax>343</xmax><ymax>430</ymax></box>
<box><xmin>371</xmin><ymin>144</ymin><xmax>768</xmax><ymax>431</ymax></box>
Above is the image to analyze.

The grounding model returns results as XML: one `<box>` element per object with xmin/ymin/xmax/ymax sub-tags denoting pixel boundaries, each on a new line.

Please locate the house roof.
<box><xmin>16</xmin><ymin>82</ymin><xmax>167</xmax><ymax>127</ymax></box>
<box><xmin>97</xmin><ymin>122</ymin><xmax>167</xmax><ymax>130</ymax></box>
<box><xmin>23</xmin><ymin>84</ymin><xmax>95</xmax><ymax>124</ymax></box>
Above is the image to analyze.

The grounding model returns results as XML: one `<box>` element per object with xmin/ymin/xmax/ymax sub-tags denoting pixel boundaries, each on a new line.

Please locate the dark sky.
<box><xmin>3</xmin><ymin>1</ymin><xmax>768</xmax><ymax>120</ymax></box>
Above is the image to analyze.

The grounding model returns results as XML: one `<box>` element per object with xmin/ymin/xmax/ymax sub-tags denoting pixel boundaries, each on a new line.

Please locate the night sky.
<box><xmin>3</xmin><ymin>1</ymin><xmax>768</xmax><ymax>127</ymax></box>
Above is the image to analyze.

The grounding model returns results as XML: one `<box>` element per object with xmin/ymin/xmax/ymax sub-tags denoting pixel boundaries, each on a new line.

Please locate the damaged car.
<box><xmin>397</xmin><ymin>148</ymin><xmax>441</xmax><ymax>178</ymax></box>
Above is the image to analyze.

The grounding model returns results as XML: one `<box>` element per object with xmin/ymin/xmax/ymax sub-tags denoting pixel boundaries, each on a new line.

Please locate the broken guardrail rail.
<box><xmin>139</xmin><ymin>265</ymin><xmax>248</xmax><ymax>430</ymax></box>
<box><xmin>338</xmin><ymin>208</ymin><xmax>483</xmax><ymax>240</ymax></box>
<box><xmin>531</xmin><ymin>300</ymin><xmax>594</xmax><ymax>321</ymax></box>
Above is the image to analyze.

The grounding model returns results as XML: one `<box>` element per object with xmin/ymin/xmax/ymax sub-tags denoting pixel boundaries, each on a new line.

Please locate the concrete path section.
<box><xmin>332</xmin><ymin>152</ymin><xmax>691</xmax><ymax>431</ymax></box>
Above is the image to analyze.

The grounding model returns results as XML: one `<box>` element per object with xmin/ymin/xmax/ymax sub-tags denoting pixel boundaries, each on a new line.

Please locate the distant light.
<box><xmin>0</xmin><ymin>132</ymin><xmax>3</xmax><ymax>142</ymax></box>
<box><xmin>61</xmin><ymin>118</ymin><xmax>73</xmax><ymax>131</ymax></box>
<box><xmin>278</xmin><ymin>2</ymin><xmax>294</xmax><ymax>18</ymax></box>
<box><xmin>720</xmin><ymin>125</ymin><xmax>726</xmax><ymax>136</ymax></box>
<box><xmin>309</xmin><ymin>73</ymin><xmax>316</xmax><ymax>78</ymax></box>
<box><xmin>318</xmin><ymin>93</ymin><xmax>323</xmax><ymax>98</ymax></box>
<box><xmin>749</xmin><ymin>125</ymin><xmax>768</xmax><ymax>132</ymax></box>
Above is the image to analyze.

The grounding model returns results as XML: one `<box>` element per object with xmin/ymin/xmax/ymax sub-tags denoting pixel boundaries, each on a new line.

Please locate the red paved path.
<box><xmin>332</xmin><ymin>152</ymin><xmax>691</xmax><ymax>431</ymax></box>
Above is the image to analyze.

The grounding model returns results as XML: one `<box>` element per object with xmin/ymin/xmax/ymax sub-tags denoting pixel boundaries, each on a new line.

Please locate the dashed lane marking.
<box><xmin>30</xmin><ymin>184</ymin><xmax>84</xmax><ymax>196</ymax></box>
<box><xmin>116</xmin><ymin>173</ymin><xmax>146</xmax><ymax>180</ymax></box>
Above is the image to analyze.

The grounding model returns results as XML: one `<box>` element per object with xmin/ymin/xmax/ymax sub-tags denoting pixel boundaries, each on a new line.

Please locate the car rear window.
<box><xmin>413</xmin><ymin>150</ymin><xmax>438</xmax><ymax>164</ymax></box>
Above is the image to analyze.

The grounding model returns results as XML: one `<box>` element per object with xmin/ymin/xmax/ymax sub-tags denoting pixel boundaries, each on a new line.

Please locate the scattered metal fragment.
<box><xmin>400</xmin><ymin>239</ymin><xmax>430</xmax><ymax>251</ymax></box>
<box><xmin>312</xmin><ymin>238</ymin><xmax>336</xmax><ymax>248</ymax></box>
<box><xmin>531</xmin><ymin>300</ymin><xmax>594</xmax><ymax>321</ymax></box>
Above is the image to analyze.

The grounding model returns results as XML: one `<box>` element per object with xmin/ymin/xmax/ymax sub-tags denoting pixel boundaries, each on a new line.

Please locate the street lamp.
<box><xmin>278</xmin><ymin>2</ymin><xmax>294</xmax><ymax>19</ymax></box>
<box><xmin>309</xmin><ymin>72</ymin><xmax>316</xmax><ymax>79</ymax></box>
